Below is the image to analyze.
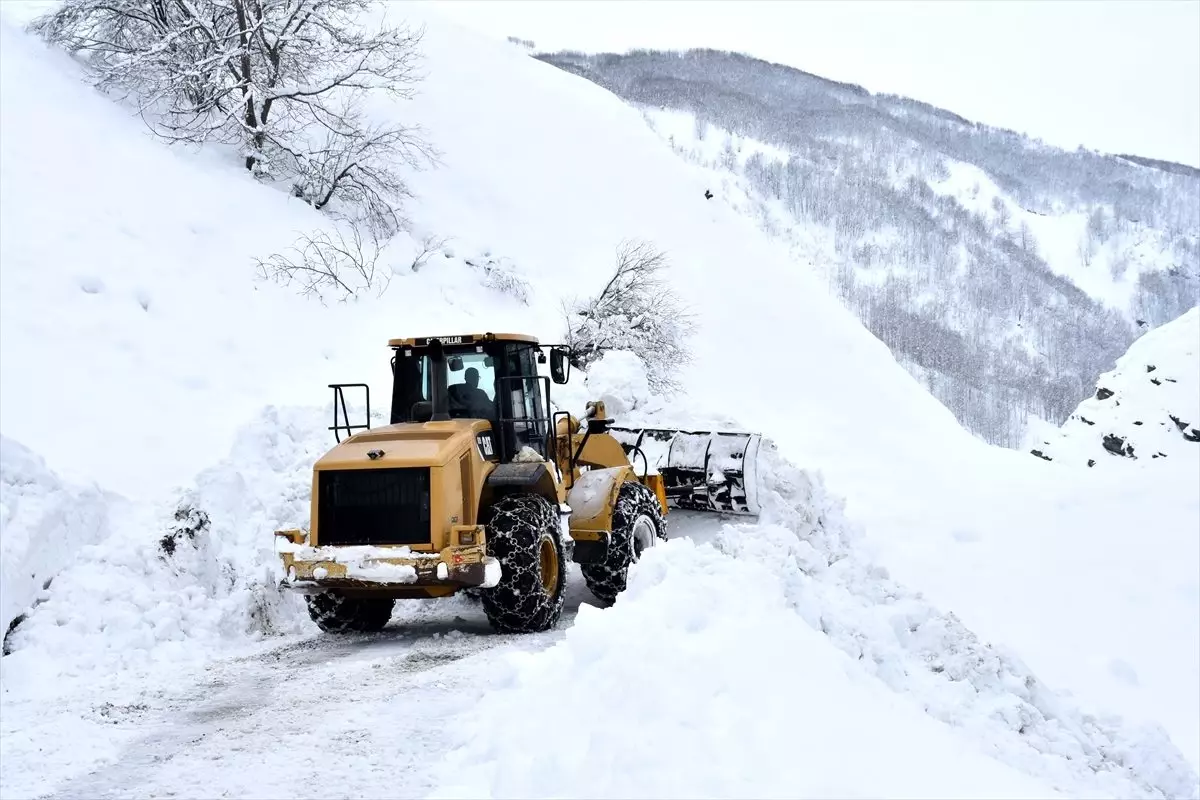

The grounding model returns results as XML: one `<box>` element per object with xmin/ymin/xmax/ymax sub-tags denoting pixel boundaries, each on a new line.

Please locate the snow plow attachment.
<box><xmin>609</xmin><ymin>427</ymin><xmax>762</xmax><ymax>516</ymax></box>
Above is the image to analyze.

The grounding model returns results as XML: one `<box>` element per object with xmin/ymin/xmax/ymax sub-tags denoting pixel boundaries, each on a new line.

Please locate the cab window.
<box><xmin>446</xmin><ymin>353</ymin><xmax>497</xmax><ymax>420</ymax></box>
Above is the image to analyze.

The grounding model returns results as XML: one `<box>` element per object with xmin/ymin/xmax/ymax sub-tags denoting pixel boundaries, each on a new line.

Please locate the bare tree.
<box><xmin>30</xmin><ymin>0</ymin><xmax>437</xmax><ymax>237</ymax></box>
<box><xmin>1018</xmin><ymin>220</ymin><xmax>1034</xmax><ymax>253</ymax></box>
<box><xmin>563</xmin><ymin>240</ymin><xmax>696</xmax><ymax>395</ymax></box>
<box><xmin>408</xmin><ymin>234</ymin><xmax>447</xmax><ymax>273</ymax></box>
<box><xmin>254</xmin><ymin>225</ymin><xmax>386</xmax><ymax>303</ymax></box>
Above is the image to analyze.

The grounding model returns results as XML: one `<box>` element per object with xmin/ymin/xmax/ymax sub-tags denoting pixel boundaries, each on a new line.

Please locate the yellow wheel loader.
<box><xmin>274</xmin><ymin>332</ymin><xmax>760</xmax><ymax>635</ymax></box>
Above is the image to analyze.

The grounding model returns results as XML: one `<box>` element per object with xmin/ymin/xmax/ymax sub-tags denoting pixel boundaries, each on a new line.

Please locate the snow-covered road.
<box><xmin>13</xmin><ymin>582</ymin><xmax>595</xmax><ymax>800</ymax></box>
<box><xmin>5</xmin><ymin>515</ymin><xmax>715</xmax><ymax>800</ymax></box>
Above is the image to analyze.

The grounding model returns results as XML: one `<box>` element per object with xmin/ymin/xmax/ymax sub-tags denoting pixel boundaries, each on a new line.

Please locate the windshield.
<box><xmin>445</xmin><ymin>352</ymin><xmax>497</xmax><ymax>419</ymax></box>
<box><xmin>391</xmin><ymin>349</ymin><xmax>499</xmax><ymax>423</ymax></box>
<box><xmin>388</xmin><ymin>342</ymin><xmax>553</xmax><ymax>464</ymax></box>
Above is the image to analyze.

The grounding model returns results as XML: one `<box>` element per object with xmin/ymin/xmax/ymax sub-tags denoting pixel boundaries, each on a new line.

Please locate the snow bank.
<box><xmin>728</xmin><ymin>446</ymin><xmax>1199</xmax><ymax>798</ymax></box>
<box><xmin>1</xmin><ymin>406</ymin><xmax>333</xmax><ymax>675</ymax></box>
<box><xmin>430</xmin><ymin>444</ymin><xmax>1200</xmax><ymax>800</ymax></box>
<box><xmin>1033</xmin><ymin>306</ymin><xmax>1200</xmax><ymax>467</ymax></box>
<box><xmin>0</xmin><ymin>435</ymin><xmax>112</xmax><ymax>638</ymax></box>
<box><xmin>429</xmin><ymin>539</ymin><xmax>1060</xmax><ymax>800</ymax></box>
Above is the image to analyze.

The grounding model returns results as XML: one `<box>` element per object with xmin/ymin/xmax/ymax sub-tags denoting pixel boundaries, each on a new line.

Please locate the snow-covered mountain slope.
<box><xmin>1</xmin><ymin>2</ymin><xmax>1198</xmax><ymax>798</ymax></box>
<box><xmin>533</xmin><ymin>50</ymin><xmax>1200</xmax><ymax>448</ymax></box>
<box><xmin>0</xmin><ymin>16</ymin><xmax>551</xmax><ymax>504</ymax></box>
<box><xmin>0</xmin><ymin>1</ymin><xmax>993</xmax><ymax>518</ymax></box>
<box><xmin>1032</xmin><ymin>306</ymin><xmax>1200</xmax><ymax>466</ymax></box>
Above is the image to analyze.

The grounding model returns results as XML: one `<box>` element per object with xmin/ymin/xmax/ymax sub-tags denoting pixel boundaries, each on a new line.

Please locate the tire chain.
<box><xmin>580</xmin><ymin>481</ymin><xmax>667</xmax><ymax>606</ymax></box>
<box><xmin>479</xmin><ymin>493</ymin><xmax>566</xmax><ymax>633</ymax></box>
<box><xmin>305</xmin><ymin>591</ymin><xmax>394</xmax><ymax>633</ymax></box>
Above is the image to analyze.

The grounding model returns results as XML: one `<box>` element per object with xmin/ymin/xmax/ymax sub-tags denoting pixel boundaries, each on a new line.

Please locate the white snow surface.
<box><xmin>0</xmin><ymin>436</ymin><xmax>113</xmax><ymax>636</ymax></box>
<box><xmin>432</xmin><ymin>544</ymin><xmax>1061</xmax><ymax>800</ymax></box>
<box><xmin>1</xmin><ymin>406</ymin><xmax>322</xmax><ymax>679</ymax></box>
<box><xmin>1034</xmin><ymin>306</ymin><xmax>1200</xmax><ymax>467</ymax></box>
<box><xmin>1</xmin><ymin>2</ymin><xmax>1199</xmax><ymax>798</ymax></box>
<box><xmin>582</xmin><ymin>349</ymin><xmax>652</xmax><ymax>415</ymax></box>
<box><xmin>6</xmin><ymin>400</ymin><xmax>1196</xmax><ymax>799</ymax></box>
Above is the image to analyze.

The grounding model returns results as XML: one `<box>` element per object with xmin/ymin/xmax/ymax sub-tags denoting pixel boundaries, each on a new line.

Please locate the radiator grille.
<box><xmin>316</xmin><ymin>467</ymin><xmax>431</xmax><ymax>546</ymax></box>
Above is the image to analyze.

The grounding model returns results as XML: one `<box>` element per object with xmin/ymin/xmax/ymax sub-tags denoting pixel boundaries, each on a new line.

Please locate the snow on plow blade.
<box><xmin>609</xmin><ymin>427</ymin><xmax>762</xmax><ymax>516</ymax></box>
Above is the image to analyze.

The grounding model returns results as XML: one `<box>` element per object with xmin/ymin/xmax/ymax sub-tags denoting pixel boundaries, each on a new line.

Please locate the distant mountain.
<box><xmin>535</xmin><ymin>47</ymin><xmax>1200</xmax><ymax>447</ymax></box>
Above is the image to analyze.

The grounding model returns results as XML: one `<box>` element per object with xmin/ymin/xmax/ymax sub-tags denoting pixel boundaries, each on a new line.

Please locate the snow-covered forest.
<box><xmin>537</xmin><ymin>48</ymin><xmax>1200</xmax><ymax>447</ymax></box>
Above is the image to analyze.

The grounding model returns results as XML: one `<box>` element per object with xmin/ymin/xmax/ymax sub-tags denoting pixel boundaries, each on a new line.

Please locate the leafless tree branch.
<box><xmin>253</xmin><ymin>225</ymin><xmax>386</xmax><ymax>303</ymax></box>
<box><xmin>409</xmin><ymin>233</ymin><xmax>446</xmax><ymax>273</ymax></box>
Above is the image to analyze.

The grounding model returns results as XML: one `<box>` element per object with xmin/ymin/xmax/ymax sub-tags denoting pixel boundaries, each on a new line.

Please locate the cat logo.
<box><xmin>476</xmin><ymin>432</ymin><xmax>497</xmax><ymax>461</ymax></box>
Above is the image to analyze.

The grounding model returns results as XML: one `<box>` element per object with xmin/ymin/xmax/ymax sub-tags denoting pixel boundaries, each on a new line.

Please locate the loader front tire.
<box><xmin>478</xmin><ymin>492</ymin><xmax>566</xmax><ymax>634</ymax></box>
<box><xmin>581</xmin><ymin>480</ymin><xmax>667</xmax><ymax>606</ymax></box>
<box><xmin>305</xmin><ymin>591</ymin><xmax>394</xmax><ymax>634</ymax></box>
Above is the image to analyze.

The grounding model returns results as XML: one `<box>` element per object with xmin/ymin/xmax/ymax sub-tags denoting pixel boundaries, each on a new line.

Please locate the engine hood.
<box><xmin>314</xmin><ymin>419</ymin><xmax>489</xmax><ymax>470</ymax></box>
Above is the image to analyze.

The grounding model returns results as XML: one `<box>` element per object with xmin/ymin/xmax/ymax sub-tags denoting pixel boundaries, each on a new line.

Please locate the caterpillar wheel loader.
<box><xmin>273</xmin><ymin>332</ymin><xmax>761</xmax><ymax>635</ymax></box>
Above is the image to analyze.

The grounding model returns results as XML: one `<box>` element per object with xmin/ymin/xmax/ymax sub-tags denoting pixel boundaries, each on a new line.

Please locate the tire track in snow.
<box><xmin>34</xmin><ymin>598</ymin><xmax>587</xmax><ymax>800</ymax></box>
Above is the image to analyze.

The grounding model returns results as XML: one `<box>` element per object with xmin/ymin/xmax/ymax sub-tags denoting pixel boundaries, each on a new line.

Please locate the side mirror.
<box><xmin>550</xmin><ymin>347</ymin><xmax>571</xmax><ymax>384</ymax></box>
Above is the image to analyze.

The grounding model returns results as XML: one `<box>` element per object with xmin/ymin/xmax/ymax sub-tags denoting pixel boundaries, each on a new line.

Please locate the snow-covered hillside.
<box><xmin>1</xmin><ymin>2</ymin><xmax>1198</xmax><ymax>798</ymax></box>
<box><xmin>1032</xmin><ymin>306</ymin><xmax>1200</xmax><ymax>466</ymax></box>
<box><xmin>534</xmin><ymin>50</ymin><xmax>1199</xmax><ymax>448</ymax></box>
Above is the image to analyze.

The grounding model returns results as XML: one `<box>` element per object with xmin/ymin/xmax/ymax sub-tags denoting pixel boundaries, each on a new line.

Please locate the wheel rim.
<box><xmin>538</xmin><ymin>535</ymin><xmax>560</xmax><ymax>596</ymax></box>
<box><xmin>631</xmin><ymin>515</ymin><xmax>656</xmax><ymax>559</ymax></box>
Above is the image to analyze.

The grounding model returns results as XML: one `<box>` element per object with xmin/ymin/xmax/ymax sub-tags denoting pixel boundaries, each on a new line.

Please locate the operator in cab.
<box><xmin>449</xmin><ymin>367</ymin><xmax>497</xmax><ymax>421</ymax></box>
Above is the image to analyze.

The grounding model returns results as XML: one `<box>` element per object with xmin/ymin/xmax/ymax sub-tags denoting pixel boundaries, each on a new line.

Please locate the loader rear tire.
<box><xmin>478</xmin><ymin>492</ymin><xmax>566</xmax><ymax>634</ymax></box>
<box><xmin>305</xmin><ymin>591</ymin><xmax>394</xmax><ymax>634</ymax></box>
<box><xmin>581</xmin><ymin>480</ymin><xmax>666</xmax><ymax>606</ymax></box>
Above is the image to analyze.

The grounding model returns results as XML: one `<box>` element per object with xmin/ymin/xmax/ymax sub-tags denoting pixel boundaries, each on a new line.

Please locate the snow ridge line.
<box><xmin>721</xmin><ymin>439</ymin><xmax>1199</xmax><ymax>800</ymax></box>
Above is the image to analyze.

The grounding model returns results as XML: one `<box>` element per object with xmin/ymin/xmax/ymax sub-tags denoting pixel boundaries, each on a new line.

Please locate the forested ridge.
<box><xmin>536</xmin><ymin>47</ymin><xmax>1200</xmax><ymax>446</ymax></box>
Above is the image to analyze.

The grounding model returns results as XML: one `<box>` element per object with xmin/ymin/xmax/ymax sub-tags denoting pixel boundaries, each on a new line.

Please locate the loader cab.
<box><xmin>387</xmin><ymin>334</ymin><xmax>571</xmax><ymax>463</ymax></box>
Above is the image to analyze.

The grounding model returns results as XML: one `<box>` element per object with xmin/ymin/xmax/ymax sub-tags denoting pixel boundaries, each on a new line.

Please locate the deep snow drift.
<box><xmin>2</xmin><ymin>1</ymin><xmax>1198</xmax><ymax>798</ymax></box>
<box><xmin>1032</xmin><ymin>306</ymin><xmax>1200</xmax><ymax>466</ymax></box>
<box><xmin>0</xmin><ymin>436</ymin><xmax>113</xmax><ymax>637</ymax></box>
<box><xmin>429</xmin><ymin>425</ymin><xmax>1198</xmax><ymax>799</ymax></box>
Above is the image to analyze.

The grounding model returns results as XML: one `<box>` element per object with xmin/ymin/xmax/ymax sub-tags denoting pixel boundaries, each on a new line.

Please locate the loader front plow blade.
<box><xmin>610</xmin><ymin>426</ymin><xmax>762</xmax><ymax>516</ymax></box>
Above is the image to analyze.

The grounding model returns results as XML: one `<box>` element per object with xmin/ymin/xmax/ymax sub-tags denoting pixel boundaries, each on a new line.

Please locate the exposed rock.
<box><xmin>1102</xmin><ymin>435</ymin><xmax>1136</xmax><ymax>458</ymax></box>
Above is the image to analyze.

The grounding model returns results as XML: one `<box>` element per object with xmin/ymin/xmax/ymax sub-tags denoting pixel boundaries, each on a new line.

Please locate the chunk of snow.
<box><xmin>348</xmin><ymin>562</ymin><xmax>418</xmax><ymax>583</ymax></box>
<box><xmin>583</xmin><ymin>350</ymin><xmax>651</xmax><ymax>415</ymax></box>
<box><xmin>565</xmin><ymin>468</ymin><xmax>618</xmax><ymax>522</ymax></box>
<box><xmin>481</xmin><ymin>557</ymin><xmax>501</xmax><ymax>589</ymax></box>
<box><xmin>512</xmin><ymin>446</ymin><xmax>544</xmax><ymax>463</ymax></box>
